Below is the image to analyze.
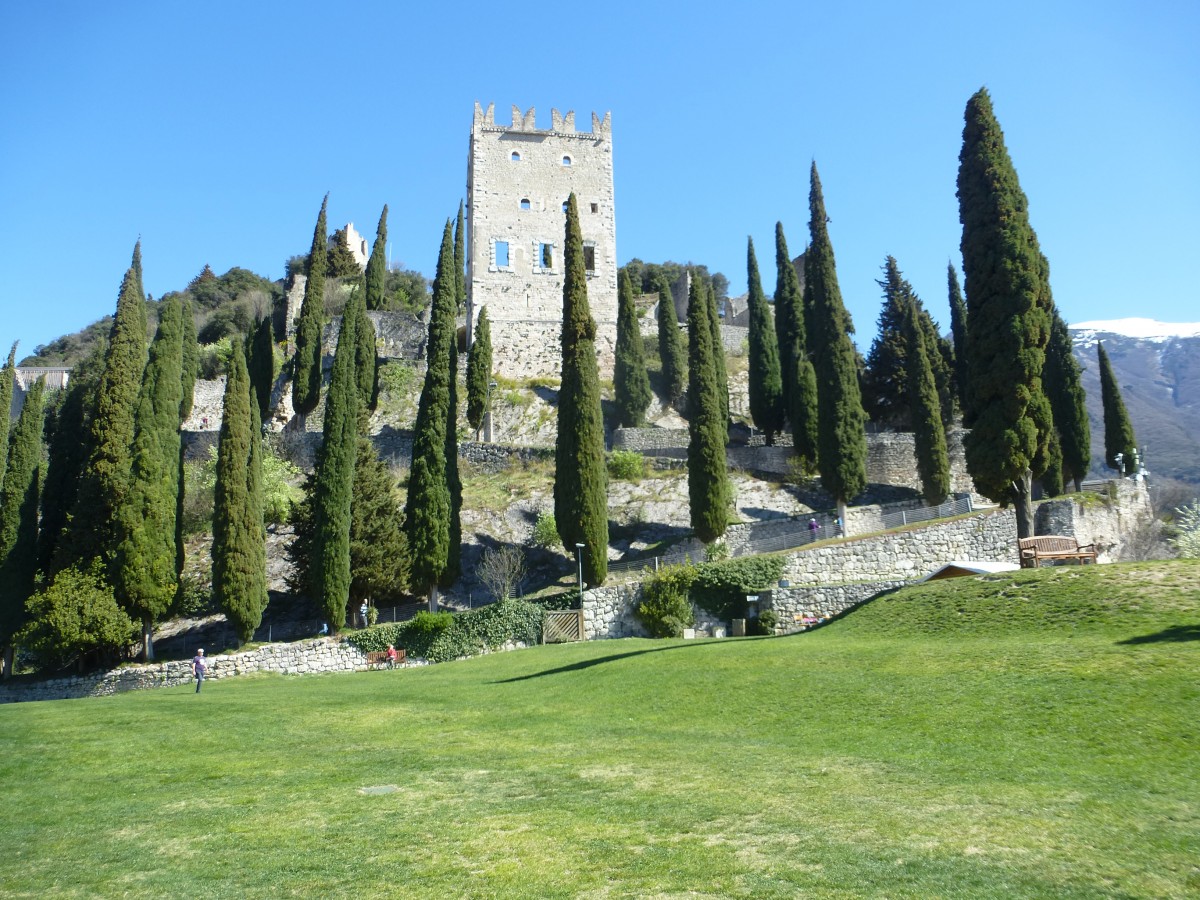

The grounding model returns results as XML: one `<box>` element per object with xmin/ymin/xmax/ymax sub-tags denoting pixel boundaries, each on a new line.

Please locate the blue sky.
<box><xmin>2</xmin><ymin>0</ymin><xmax>1197</xmax><ymax>359</ymax></box>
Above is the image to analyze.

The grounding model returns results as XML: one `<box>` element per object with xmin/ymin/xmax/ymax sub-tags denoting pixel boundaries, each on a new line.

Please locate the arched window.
<box><xmin>520</xmin><ymin>198</ymin><xmax>531</xmax><ymax>210</ymax></box>
<box><xmin>562</xmin><ymin>155</ymin><xmax>572</xmax><ymax>166</ymax></box>
<box><xmin>562</xmin><ymin>201</ymin><xmax>569</xmax><ymax>213</ymax></box>
<box><xmin>510</xmin><ymin>151</ymin><xmax>521</xmax><ymax>162</ymax></box>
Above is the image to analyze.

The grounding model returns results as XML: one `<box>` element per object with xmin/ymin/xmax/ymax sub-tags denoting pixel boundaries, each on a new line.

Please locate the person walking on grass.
<box><xmin>192</xmin><ymin>648</ymin><xmax>207</xmax><ymax>693</ymax></box>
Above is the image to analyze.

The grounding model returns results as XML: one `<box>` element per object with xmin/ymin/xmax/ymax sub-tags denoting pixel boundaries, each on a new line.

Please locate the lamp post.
<box><xmin>485</xmin><ymin>379</ymin><xmax>498</xmax><ymax>442</ymax></box>
<box><xmin>575</xmin><ymin>542</ymin><xmax>586</xmax><ymax>597</ymax></box>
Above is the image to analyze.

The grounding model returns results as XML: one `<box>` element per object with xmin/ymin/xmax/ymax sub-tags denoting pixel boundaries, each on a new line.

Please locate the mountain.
<box><xmin>1070</xmin><ymin>318</ymin><xmax>1200</xmax><ymax>486</ymax></box>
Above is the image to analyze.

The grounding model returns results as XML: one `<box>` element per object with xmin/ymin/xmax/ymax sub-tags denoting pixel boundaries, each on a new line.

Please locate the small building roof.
<box><xmin>921</xmin><ymin>561</ymin><xmax>1020</xmax><ymax>582</ymax></box>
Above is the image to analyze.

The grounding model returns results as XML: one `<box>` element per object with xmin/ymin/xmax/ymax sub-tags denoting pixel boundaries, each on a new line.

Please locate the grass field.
<box><xmin>2</xmin><ymin>561</ymin><xmax>1197</xmax><ymax>898</ymax></box>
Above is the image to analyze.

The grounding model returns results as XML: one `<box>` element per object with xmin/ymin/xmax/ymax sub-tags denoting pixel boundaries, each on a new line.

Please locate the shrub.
<box><xmin>750</xmin><ymin>610</ymin><xmax>777</xmax><ymax>635</ymax></box>
<box><xmin>530</xmin><ymin>511</ymin><xmax>559</xmax><ymax>549</ymax></box>
<box><xmin>409</xmin><ymin>611</ymin><xmax>454</xmax><ymax>638</ymax></box>
<box><xmin>636</xmin><ymin>563</ymin><xmax>696</xmax><ymax>638</ymax></box>
<box><xmin>691</xmin><ymin>556</ymin><xmax>785</xmax><ymax>620</ymax></box>
<box><xmin>607</xmin><ymin>449</ymin><xmax>646</xmax><ymax>482</ymax></box>
<box><xmin>1168</xmin><ymin>501</ymin><xmax>1200</xmax><ymax>558</ymax></box>
<box><xmin>347</xmin><ymin>600</ymin><xmax>544</xmax><ymax>663</ymax></box>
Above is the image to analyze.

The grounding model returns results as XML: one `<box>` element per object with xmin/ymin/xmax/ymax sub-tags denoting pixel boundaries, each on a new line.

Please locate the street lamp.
<box><xmin>485</xmin><ymin>379</ymin><xmax>498</xmax><ymax>442</ymax></box>
<box><xmin>575</xmin><ymin>542</ymin><xmax>586</xmax><ymax>597</ymax></box>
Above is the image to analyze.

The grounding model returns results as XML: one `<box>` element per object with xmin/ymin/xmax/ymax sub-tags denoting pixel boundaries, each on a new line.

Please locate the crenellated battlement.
<box><xmin>472</xmin><ymin>101</ymin><xmax>611</xmax><ymax>137</ymax></box>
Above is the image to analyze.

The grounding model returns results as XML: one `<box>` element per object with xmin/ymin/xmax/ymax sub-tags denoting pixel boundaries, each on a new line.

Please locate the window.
<box><xmin>495</xmin><ymin>240</ymin><xmax>509</xmax><ymax>268</ymax></box>
<box><xmin>510</xmin><ymin>151</ymin><xmax>521</xmax><ymax>162</ymax></box>
<box><xmin>520</xmin><ymin>198</ymin><xmax>531</xmax><ymax>210</ymax></box>
<box><xmin>583</xmin><ymin>243</ymin><xmax>595</xmax><ymax>273</ymax></box>
<box><xmin>590</xmin><ymin>202</ymin><xmax>598</xmax><ymax>214</ymax></box>
<box><xmin>539</xmin><ymin>242</ymin><xmax>553</xmax><ymax>269</ymax></box>
<box><xmin>562</xmin><ymin>201</ymin><xmax>569</xmax><ymax>212</ymax></box>
<box><xmin>562</xmin><ymin>155</ymin><xmax>572</xmax><ymax>166</ymax></box>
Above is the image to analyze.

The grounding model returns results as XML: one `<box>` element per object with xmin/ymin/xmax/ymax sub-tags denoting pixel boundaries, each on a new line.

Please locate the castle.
<box><xmin>466</xmin><ymin>103</ymin><xmax>618</xmax><ymax>378</ymax></box>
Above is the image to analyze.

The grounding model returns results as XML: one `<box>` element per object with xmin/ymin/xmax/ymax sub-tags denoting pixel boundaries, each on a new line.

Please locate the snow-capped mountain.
<box><xmin>1069</xmin><ymin>319</ymin><xmax>1200</xmax><ymax>486</ymax></box>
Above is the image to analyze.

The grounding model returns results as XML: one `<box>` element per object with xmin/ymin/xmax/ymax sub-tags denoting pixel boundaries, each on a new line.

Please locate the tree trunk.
<box><xmin>836</xmin><ymin>498</ymin><xmax>849</xmax><ymax>537</ymax></box>
<box><xmin>1072</xmin><ymin>475</ymin><xmax>1084</xmax><ymax>493</ymax></box>
<box><xmin>427</xmin><ymin>583</ymin><xmax>439</xmax><ymax>614</ymax></box>
<box><xmin>142</xmin><ymin>614</ymin><xmax>155</xmax><ymax>662</ymax></box>
<box><xmin>1012</xmin><ymin>469</ymin><xmax>1035</xmax><ymax>539</ymax></box>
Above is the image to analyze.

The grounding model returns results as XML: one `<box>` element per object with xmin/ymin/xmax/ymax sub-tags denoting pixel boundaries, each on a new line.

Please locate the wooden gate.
<box><xmin>542</xmin><ymin>609</ymin><xmax>585</xmax><ymax>644</ymax></box>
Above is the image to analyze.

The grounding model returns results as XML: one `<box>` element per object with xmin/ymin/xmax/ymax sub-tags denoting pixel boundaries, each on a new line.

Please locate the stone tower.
<box><xmin>466</xmin><ymin>102</ymin><xmax>617</xmax><ymax>378</ymax></box>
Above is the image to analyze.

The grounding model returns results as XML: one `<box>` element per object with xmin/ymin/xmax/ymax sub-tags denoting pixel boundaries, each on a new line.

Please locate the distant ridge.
<box><xmin>1071</xmin><ymin>318</ymin><xmax>1200</xmax><ymax>341</ymax></box>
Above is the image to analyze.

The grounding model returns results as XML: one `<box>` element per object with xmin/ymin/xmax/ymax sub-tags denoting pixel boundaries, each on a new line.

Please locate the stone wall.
<box><xmin>0</xmin><ymin>638</ymin><xmax>390</xmax><ymax>704</ymax></box>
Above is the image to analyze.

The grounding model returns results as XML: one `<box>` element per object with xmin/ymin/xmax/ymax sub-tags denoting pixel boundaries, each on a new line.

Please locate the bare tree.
<box><xmin>478</xmin><ymin>545</ymin><xmax>527</xmax><ymax>603</ymax></box>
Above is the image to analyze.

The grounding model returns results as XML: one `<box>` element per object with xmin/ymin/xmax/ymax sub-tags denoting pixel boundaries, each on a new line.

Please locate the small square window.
<box><xmin>495</xmin><ymin>241</ymin><xmax>509</xmax><ymax>268</ymax></box>
<box><xmin>583</xmin><ymin>244</ymin><xmax>595</xmax><ymax>272</ymax></box>
<box><xmin>520</xmin><ymin>198</ymin><xmax>531</xmax><ymax>210</ymax></box>
<box><xmin>590</xmin><ymin>202</ymin><xmax>598</xmax><ymax>213</ymax></box>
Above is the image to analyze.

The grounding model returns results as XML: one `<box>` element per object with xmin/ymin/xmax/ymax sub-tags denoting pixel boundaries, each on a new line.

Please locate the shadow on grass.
<box><xmin>494</xmin><ymin>640</ymin><xmax>729</xmax><ymax>682</ymax></box>
<box><xmin>1116</xmin><ymin>624</ymin><xmax>1200</xmax><ymax>645</ymax></box>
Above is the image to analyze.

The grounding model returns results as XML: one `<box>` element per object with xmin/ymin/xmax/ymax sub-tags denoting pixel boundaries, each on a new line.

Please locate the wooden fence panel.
<box><xmin>543</xmin><ymin>609</ymin><xmax>584</xmax><ymax>643</ymax></box>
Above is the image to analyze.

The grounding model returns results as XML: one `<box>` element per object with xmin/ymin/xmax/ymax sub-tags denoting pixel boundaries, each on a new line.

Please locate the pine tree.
<box><xmin>863</xmin><ymin>257</ymin><xmax>912</xmax><ymax>428</ymax></box>
<box><xmin>805</xmin><ymin>162</ymin><xmax>868</xmax><ymax>522</ymax></box>
<box><xmin>554</xmin><ymin>194</ymin><xmax>608</xmax><ymax>586</ymax></box>
<box><xmin>40</xmin><ymin>341</ymin><xmax>106</xmax><ymax>573</ymax></box>
<box><xmin>212</xmin><ymin>343</ymin><xmax>267</xmax><ymax>645</ymax></box>
<box><xmin>655</xmin><ymin>273</ymin><xmax>687</xmax><ymax>403</ymax></box>
<box><xmin>705</xmin><ymin>278</ymin><xmax>730</xmax><ymax>428</ymax></box>
<box><xmin>1044</xmin><ymin>310</ymin><xmax>1091</xmax><ymax>491</ymax></box>
<box><xmin>405</xmin><ymin>222</ymin><xmax>455</xmax><ymax>607</ymax></box>
<box><xmin>293</xmin><ymin>194</ymin><xmax>328</xmax><ymax>419</ymax></box>
<box><xmin>686</xmin><ymin>273</ymin><xmax>731</xmax><ymax>544</ymax></box>
<box><xmin>349</xmin><ymin>434</ymin><xmax>409</xmax><ymax>608</ymax></box>
<box><xmin>327</xmin><ymin>226</ymin><xmax>361</xmax><ymax>278</ymax></box>
<box><xmin>614</xmin><ymin>269</ymin><xmax>652</xmax><ymax>427</ymax></box>
<box><xmin>947</xmin><ymin>263</ymin><xmax>969</xmax><ymax>420</ymax></box>
<box><xmin>113</xmin><ymin>296</ymin><xmax>184</xmax><ymax>660</ymax></box>
<box><xmin>0</xmin><ymin>379</ymin><xmax>44</xmax><ymax>674</ymax></box>
<box><xmin>746</xmin><ymin>238</ymin><xmax>784</xmax><ymax>445</ymax></box>
<box><xmin>454</xmin><ymin>201</ymin><xmax>467</xmax><ymax>312</ymax></box>
<box><xmin>63</xmin><ymin>263</ymin><xmax>148</xmax><ymax>569</ymax></box>
<box><xmin>957</xmin><ymin>88</ymin><xmax>1055</xmax><ymax>537</ymax></box>
<box><xmin>904</xmin><ymin>301</ymin><xmax>950</xmax><ymax>505</ymax></box>
<box><xmin>247</xmin><ymin>315</ymin><xmax>276</xmax><ymax>424</ymax></box>
<box><xmin>365</xmin><ymin>205</ymin><xmax>388</xmax><ymax>311</ymax></box>
<box><xmin>0</xmin><ymin>342</ymin><xmax>16</xmax><ymax>489</ymax></box>
<box><xmin>1098</xmin><ymin>341</ymin><xmax>1137</xmax><ymax>475</ymax></box>
<box><xmin>466</xmin><ymin>307</ymin><xmax>493</xmax><ymax>439</ymax></box>
<box><xmin>313</xmin><ymin>290</ymin><xmax>360</xmax><ymax>629</ymax></box>
<box><xmin>775</xmin><ymin>223</ymin><xmax>819</xmax><ymax>464</ymax></box>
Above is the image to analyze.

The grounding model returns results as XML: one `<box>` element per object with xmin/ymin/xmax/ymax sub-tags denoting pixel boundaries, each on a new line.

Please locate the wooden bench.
<box><xmin>1018</xmin><ymin>536</ymin><xmax>1097</xmax><ymax>568</ymax></box>
<box><xmin>365</xmin><ymin>649</ymin><xmax>406</xmax><ymax>669</ymax></box>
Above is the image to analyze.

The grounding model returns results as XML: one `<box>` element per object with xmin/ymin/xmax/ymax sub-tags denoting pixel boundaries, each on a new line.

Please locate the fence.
<box><xmin>543</xmin><ymin>609</ymin><xmax>585</xmax><ymax>643</ymax></box>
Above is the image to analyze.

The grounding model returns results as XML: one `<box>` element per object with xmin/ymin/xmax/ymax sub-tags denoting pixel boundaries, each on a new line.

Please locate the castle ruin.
<box><xmin>466</xmin><ymin>103</ymin><xmax>617</xmax><ymax>378</ymax></box>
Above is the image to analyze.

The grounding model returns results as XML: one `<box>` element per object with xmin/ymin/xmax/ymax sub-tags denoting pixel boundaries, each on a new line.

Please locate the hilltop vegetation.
<box><xmin>1</xmin><ymin>561</ymin><xmax>1196</xmax><ymax>897</ymax></box>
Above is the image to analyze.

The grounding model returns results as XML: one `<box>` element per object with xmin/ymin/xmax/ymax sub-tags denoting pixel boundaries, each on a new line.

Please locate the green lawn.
<box><xmin>2</xmin><ymin>561</ymin><xmax>1198</xmax><ymax>898</ymax></box>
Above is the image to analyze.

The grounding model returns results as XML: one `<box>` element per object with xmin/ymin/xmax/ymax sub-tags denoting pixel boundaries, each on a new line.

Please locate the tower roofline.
<box><xmin>473</xmin><ymin>102</ymin><xmax>611</xmax><ymax>137</ymax></box>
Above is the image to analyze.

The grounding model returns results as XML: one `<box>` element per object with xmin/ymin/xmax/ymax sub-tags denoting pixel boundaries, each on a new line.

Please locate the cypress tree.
<box><xmin>442</xmin><ymin>298</ymin><xmax>462</xmax><ymax>588</ymax></box>
<box><xmin>293</xmin><ymin>194</ymin><xmax>328</xmax><ymax>419</ymax></box>
<box><xmin>213</xmin><ymin>343</ymin><xmax>267</xmax><ymax>645</ymax></box>
<box><xmin>614</xmin><ymin>269</ymin><xmax>652</xmax><ymax>427</ymax></box>
<box><xmin>746</xmin><ymin>238</ymin><xmax>784</xmax><ymax>445</ymax></box>
<box><xmin>0</xmin><ymin>379</ymin><xmax>44</xmax><ymax>674</ymax></box>
<box><xmin>805</xmin><ymin>162</ymin><xmax>868</xmax><ymax>522</ymax></box>
<box><xmin>655</xmin><ymin>273</ymin><xmax>686</xmax><ymax>403</ymax></box>
<box><xmin>904</xmin><ymin>300</ymin><xmax>950</xmax><ymax>505</ymax></box>
<box><xmin>114</xmin><ymin>296</ymin><xmax>184</xmax><ymax>660</ymax></box>
<box><xmin>365</xmin><ymin>204</ymin><xmax>388</xmax><ymax>311</ymax></box>
<box><xmin>554</xmin><ymin>194</ymin><xmax>608</xmax><ymax>586</ymax></box>
<box><xmin>1044</xmin><ymin>310</ymin><xmax>1091</xmax><ymax>491</ymax></box>
<box><xmin>454</xmin><ymin>200</ymin><xmax>467</xmax><ymax>312</ymax></box>
<box><xmin>705</xmin><ymin>278</ymin><xmax>730</xmax><ymax>428</ymax></box>
<box><xmin>775</xmin><ymin>223</ymin><xmax>819</xmax><ymax>464</ymax></box>
<box><xmin>1098</xmin><ymin>341</ymin><xmax>1137</xmax><ymax>475</ymax></box>
<box><xmin>0</xmin><ymin>342</ymin><xmax>16</xmax><ymax>489</ymax></box>
<box><xmin>350</xmin><ymin>283</ymin><xmax>378</xmax><ymax>412</ymax></box>
<box><xmin>405</xmin><ymin>222</ymin><xmax>455</xmax><ymax>608</ymax></box>
<box><xmin>40</xmin><ymin>340</ymin><xmax>106</xmax><ymax>573</ymax></box>
<box><xmin>180</xmin><ymin>298</ymin><xmax>199</xmax><ymax>419</ymax></box>
<box><xmin>313</xmin><ymin>290</ymin><xmax>360</xmax><ymax>629</ymax></box>
<box><xmin>64</xmin><ymin>263</ymin><xmax>148</xmax><ymax>569</ymax></box>
<box><xmin>957</xmin><ymin>88</ymin><xmax>1055</xmax><ymax>538</ymax></box>
<box><xmin>247</xmin><ymin>315</ymin><xmax>276</xmax><ymax>424</ymax></box>
<box><xmin>947</xmin><ymin>263</ymin><xmax>969</xmax><ymax>420</ymax></box>
<box><xmin>1041</xmin><ymin>428</ymin><xmax>1065</xmax><ymax>497</ymax></box>
<box><xmin>686</xmin><ymin>273</ymin><xmax>731</xmax><ymax>543</ymax></box>
<box><xmin>131</xmin><ymin>239</ymin><xmax>145</xmax><ymax>303</ymax></box>
<box><xmin>466</xmin><ymin>307</ymin><xmax>493</xmax><ymax>439</ymax></box>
